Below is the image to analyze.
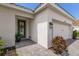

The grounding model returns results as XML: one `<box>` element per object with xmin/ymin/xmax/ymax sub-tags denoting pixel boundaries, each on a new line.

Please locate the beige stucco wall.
<box><xmin>0</xmin><ymin>6</ymin><xmax>15</xmax><ymax>47</ymax></box>
<box><xmin>30</xmin><ymin>8</ymin><xmax>49</xmax><ymax>48</ymax></box>
<box><xmin>0</xmin><ymin>5</ymin><xmax>33</xmax><ymax>47</ymax></box>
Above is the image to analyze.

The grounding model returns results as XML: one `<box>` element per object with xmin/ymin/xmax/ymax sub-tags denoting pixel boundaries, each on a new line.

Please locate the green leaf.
<box><xmin>0</xmin><ymin>39</ymin><xmax>5</xmax><ymax>46</ymax></box>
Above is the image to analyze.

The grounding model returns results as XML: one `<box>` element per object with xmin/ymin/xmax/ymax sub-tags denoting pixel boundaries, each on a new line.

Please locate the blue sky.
<box><xmin>16</xmin><ymin>3</ymin><xmax>40</xmax><ymax>10</ymax></box>
<box><xmin>16</xmin><ymin>3</ymin><xmax>79</xmax><ymax>19</ymax></box>
<box><xmin>58</xmin><ymin>3</ymin><xmax>79</xmax><ymax>19</ymax></box>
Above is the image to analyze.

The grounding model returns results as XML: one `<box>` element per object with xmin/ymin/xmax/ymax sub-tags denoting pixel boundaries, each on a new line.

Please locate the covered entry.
<box><xmin>15</xmin><ymin>16</ymin><xmax>31</xmax><ymax>40</ymax></box>
<box><xmin>15</xmin><ymin>16</ymin><xmax>36</xmax><ymax>48</ymax></box>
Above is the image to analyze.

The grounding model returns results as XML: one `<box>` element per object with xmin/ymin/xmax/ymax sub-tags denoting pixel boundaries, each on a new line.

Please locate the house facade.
<box><xmin>0</xmin><ymin>3</ymin><xmax>74</xmax><ymax>48</ymax></box>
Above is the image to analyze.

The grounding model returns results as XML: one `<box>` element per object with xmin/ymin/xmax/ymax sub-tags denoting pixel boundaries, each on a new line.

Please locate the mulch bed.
<box><xmin>0</xmin><ymin>46</ymin><xmax>18</xmax><ymax>56</ymax></box>
<box><xmin>5</xmin><ymin>49</ymin><xmax>18</xmax><ymax>56</ymax></box>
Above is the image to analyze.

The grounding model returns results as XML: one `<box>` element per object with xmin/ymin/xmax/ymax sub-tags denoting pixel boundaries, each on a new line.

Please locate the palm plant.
<box><xmin>15</xmin><ymin>32</ymin><xmax>23</xmax><ymax>42</ymax></box>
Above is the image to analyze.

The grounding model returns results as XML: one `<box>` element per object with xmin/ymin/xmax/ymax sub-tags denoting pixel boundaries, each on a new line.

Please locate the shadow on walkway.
<box><xmin>66</xmin><ymin>39</ymin><xmax>76</xmax><ymax>47</ymax></box>
<box><xmin>16</xmin><ymin>39</ymin><xmax>36</xmax><ymax>48</ymax></box>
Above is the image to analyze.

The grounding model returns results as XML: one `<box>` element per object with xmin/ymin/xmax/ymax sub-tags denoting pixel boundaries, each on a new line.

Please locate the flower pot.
<box><xmin>15</xmin><ymin>37</ymin><xmax>21</xmax><ymax>42</ymax></box>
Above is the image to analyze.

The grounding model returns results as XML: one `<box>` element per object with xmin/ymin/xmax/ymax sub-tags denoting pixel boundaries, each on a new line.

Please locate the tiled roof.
<box><xmin>73</xmin><ymin>20</ymin><xmax>79</xmax><ymax>26</ymax></box>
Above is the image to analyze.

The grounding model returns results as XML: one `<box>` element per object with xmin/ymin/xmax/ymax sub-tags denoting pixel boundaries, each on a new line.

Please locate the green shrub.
<box><xmin>0</xmin><ymin>38</ymin><xmax>6</xmax><ymax>55</ymax></box>
<box><xmin>0</xmin><ymin>40</ymin><xmax>5</xmax><ymax>46</ymax></box>
<box><xmin>15</xmin><ymin>32</ymin><xmax>22</xmax><ymax>37</ymax></box>
<box><xmin>73</xmin><ymin>30</ymin><xmax>77</xmax><ymax>39</ymax></box>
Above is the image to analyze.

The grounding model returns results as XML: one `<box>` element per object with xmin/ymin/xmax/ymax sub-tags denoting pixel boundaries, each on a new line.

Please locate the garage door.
<box><xmin>53</xmin><ymin>21</ymin><xmax>72</xmax><ymax>40</ymax></box>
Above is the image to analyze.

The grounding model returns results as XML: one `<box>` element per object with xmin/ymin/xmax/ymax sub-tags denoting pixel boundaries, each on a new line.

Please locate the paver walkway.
<box><xmin>16</xmin><ymin>44</ymin><xmax>56</xmax><ymax>56</ymax></box>
<box><xmin>16</xmin><ymin>39</ymin><xmax>79</xmax><ymax>56</ymax></box>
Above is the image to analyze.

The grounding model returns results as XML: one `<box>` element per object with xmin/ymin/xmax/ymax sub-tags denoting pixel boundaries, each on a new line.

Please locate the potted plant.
<box><xmin>15</xmin><ymin>32</ymin><xmax>23</xmax><ymax>42</ymax></box>
<box><xmin>0</xmin><ymin>37</ymin><xmax>6</xmax><ymax>56</ymax></box>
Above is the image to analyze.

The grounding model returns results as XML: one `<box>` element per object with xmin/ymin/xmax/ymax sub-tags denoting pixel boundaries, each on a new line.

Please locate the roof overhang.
<box><xmin>0</xmin><ymin>3</ymin><xmax>33</xmax><ymax>14</ymax></box>
<box><xmin>0</xmin><ymin>3</ymin><xmax>75</xmax><ymax>21</ymax></box>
